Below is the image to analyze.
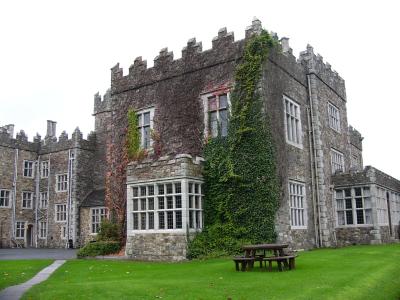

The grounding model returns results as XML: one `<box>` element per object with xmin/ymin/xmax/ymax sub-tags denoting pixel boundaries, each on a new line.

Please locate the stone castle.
<box><xmin>1</xmin><ymin>19</ymin><xmax>399</xmax><ymax>260</ymax></box>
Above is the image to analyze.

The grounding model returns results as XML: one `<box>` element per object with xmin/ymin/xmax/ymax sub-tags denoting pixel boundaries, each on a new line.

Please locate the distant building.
<box><xmin>1</xmin><ymin>19</ymin><xmax>399</xmax><ymax>260</ymax></box>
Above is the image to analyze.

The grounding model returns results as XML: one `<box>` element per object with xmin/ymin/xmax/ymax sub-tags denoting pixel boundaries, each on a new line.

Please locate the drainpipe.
<box><xmin>307</xmin><ymin>74</ymin><xmax>322</xmax><ymax>247</ymax></box>
<box><xmin>34</xmin><ymin>155</ymin><xmax>41</xmax><ymax>248</ymax></box>
<box><xmin>12</xmin><ymin>149</ymin><xmax>19</xmax><ymax>242</ymax></box>
<box><xmin>66</xmin><ymin>150</ymin><xmax>75</xmax><ymax>248</ymax></box>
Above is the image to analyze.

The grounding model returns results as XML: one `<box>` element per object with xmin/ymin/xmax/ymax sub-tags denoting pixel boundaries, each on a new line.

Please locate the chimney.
<box><xmin>280</xmin><ymin>37</ymin><xmax>290</xmax><ymax>53</ymax></box>
<box><xmin>46</xmin><ymin>120</ymin><xmax>57</xmax><ymax>138</ymax></box>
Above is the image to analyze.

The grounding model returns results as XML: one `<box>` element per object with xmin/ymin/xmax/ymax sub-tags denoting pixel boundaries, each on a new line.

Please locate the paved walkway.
<box><xmin>0</xmin><ymin>260</ymin><xmax>66</xmax><ymax>300</ymax></box>
<box><xmin>0</xmin><ymin>248</ymin><xmax>76</xmax><ymax>260</ymax></box>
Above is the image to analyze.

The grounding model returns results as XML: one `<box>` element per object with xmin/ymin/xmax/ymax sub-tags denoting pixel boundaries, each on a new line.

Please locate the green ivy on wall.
<box><xmin>126</xmin><ymin>109</ymin><xmax>147</xmax><ymax>161</ymax></box>
<box><xmin>188</xmin><ymin>30</ymin><xmax>280</xmax><ymax>258</ymax></box>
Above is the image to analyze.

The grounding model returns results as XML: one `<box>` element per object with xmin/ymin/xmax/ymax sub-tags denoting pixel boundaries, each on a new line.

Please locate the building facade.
<box><xmin>1</xmin><ymin>19</ymin><xmax>399</xmax><ymax>259</ymax></box>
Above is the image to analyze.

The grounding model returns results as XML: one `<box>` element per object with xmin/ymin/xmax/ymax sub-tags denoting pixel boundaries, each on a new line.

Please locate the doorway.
<box><xmin>26</xmin><ymin>224</ymin><xmax>33</xmax><ymax>247</ymax></box>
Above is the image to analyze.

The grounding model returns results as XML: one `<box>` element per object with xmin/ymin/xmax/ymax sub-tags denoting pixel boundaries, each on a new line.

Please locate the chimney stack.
<box><xmin>46</xmin><ymin>120</ymin><xmax>57</xmax><ymax>138</ymax></box>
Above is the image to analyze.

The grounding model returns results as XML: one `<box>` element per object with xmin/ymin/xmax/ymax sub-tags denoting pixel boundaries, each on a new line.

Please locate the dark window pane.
<box><xmin>140</xmin><ymin>213</ymin><xmax>146</xmax><ymax>230</ymax></box>
<box><xmin>189</xmin><ymin>211</ymin><xmax>194</xmax><ymax>228</ymax></box>
<box><xmin>345</xmin><ymin>189</ymin><xmax>351</xmax><ymax>197</ymax></box>
<box><xmin>195</xmin><ymin>184</ymin><xmax>199</xmax><ymax>194</ymax></box>
<box><xmin>355</xmin><ymin>198</ymin><xmax>363</xmax><ymax>208</ymax></box>
<box><xmin>167</xmin><ymin>196</ymin><xmax>173</xmax><ymax>209</ymax></box>
<box><xmin>189</xmin><ymin>195</ymin><xmax>193</xmax><ymax>208</ymax></box>
<box><xmin>148</xmin><ymin>185</ymin><xmax>154</xmax><ymax>196</ymax></box>
<box><xmin>175</xmin><ymin>183</ymin><xmax>181</xmax><ymax>194</ymax></box>
<box><xmin>144</xmin><ymin>126</ymin><xmax>150</xmax><ymax>148</ymax></box>
<box><xmin>176</xmin><ymin>211</ymin><xmax>182</xmax><ymax>229</ymax></box>
<box><xmin>158</xmin><ymin>197</ymin><xmax>164</xmax><ymax>209</ymax></box>
<box><xmin>159</xmin><ymin>212</ymin><xmax>165</xmax><ymax>229</ymax></box>
<box><xmin>196</xmin><ymin>211</ymin><xmax>201</xmax><ymax>228</ymax></box>
<box><xmin>345</xmin><ymin>199</ymin><xmax>352</xmax><ymax>209</ymax></box>
<box><xmin>133</xmin><ymin>187</ymin><xmax>138</xmax><ymax>197</ymax></box>
<box><xmin>189</xmin><ymin>183</ymin><xmax>193</xmax><ymax>194</ymax></box>
<box><xmin>140</xmin><ymin>199</ymin><xmax>146</xmax><ymax>211</ymax></box>
<box><xmin>175</xmin><ymin>195</ymin><xmax>182</xmax><ymax>208</ymax></box>
<box><xmin>143</xmin><ymin>112</ymin><xmax>150</xmax><ymax>125</ymax></box>
<box><xmin>133</xmin><ymin>199</ymin><xmax>139</xmax><ymax>211</ymax></box>
<box><xmin>166</xmin><ymin>184</ymin><xmax>173</xmax><ymax>194</ymax></box>
<box><xmin>220</xmin><ymin>109</ymin><xmax>228</xmax><ymax>137</ymax></box>
<box><xmin>133</xmin><ymin>213</ymin><xmax>138</xmax><ymax>230</ymax></box>
<box><xmin>167</xmin><ymin>211</ymin><xmax>174</xmax><ymax>229</ymax></box>
<box><xmin>356</xmin><ymin>210</ymin><xmax>364</xmax><ymax>224</ymax></box>
<box><xmin>195</xmin><ymin>196</ymin><xmax>199</xmax><ymax>209</ymax></box>
<box><xmin>219</xmin><ymin>94</ymin><xmax>228</xmax><ymax>108</ymax></box>
<box><xmin>140</xmin><ymin>186</ymin><xmax>146</xmax><ymax>196</ymax></box>
<box><xmin>148</xmin><ymin>212</ymin><xmax>154</xmax><ymax>229</ymax></box>
<box><xmin>148</xmin><ymin>198</ymin><xmax>154</xmax><ymax>210</ymax></box>
<box><xmin>355</xmin><ymin>188</ymin><xmax>362</xmax><ymax>197</ymax></box>
<box><xmin>346</xmin><ymin>210</ymin><xmax>353</xmax><ymax>224</ymax></box>
<box><xmin>158</xmin><ymin>185</ymin><xmax>164</xmax><ymax>195</ymax></box>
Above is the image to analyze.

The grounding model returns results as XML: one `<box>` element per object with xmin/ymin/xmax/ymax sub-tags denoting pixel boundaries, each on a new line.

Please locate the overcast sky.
<box><xmin>1</xmin><ymin>0</ymin><xmax>399</xmax><ymax>179</ymax></box>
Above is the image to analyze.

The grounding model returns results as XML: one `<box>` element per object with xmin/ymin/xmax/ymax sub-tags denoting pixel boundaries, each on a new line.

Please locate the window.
<box><xmin>23</xmin><ymin>160</ymin><xmax>34</xmax><ymax>178</ymax></box>
<box><xmin>336</xmin><ymin>187</ymin><xmax>372</xmax><ymax>226</ymax></box>
<box><xmin>16</xmin><ymin>221</ymin><xmax>25</xmax><ymax>238</ymax></box>
<box><xmin>22</xmin><ymin>192</ymin><xmax>33</xmax><ymax>209</ymax></box>
<box><xmin>61</xmin><ymin>225</ymin><xmax>67</xmax><ymax>239</ymax></box>
<box><xmin>40</xmin><ymin>192</ymin><xmax>48</xmax><ymax>209</ymax></box>
<box><xmin>137</xmin><ymin>107</ymin><xmax>155</xmax><ymax>149</ymax></box>
<box><xmin>328</xmin><ymin>102</ymin><xmax>341</xmax><ymax>132</ymax></box>
<box><xmin>283</xmin><ymin>95</ymin><xmax>302</xmax><ymax>148</ymax></box>
<box><xmin>0</xmin><ymin>189</ymin><xmax>10</xmax><ymax>207</ymax></box>
<box><xmin>188</xmin><ymin>182</ymin><xmax>203</xmax><ymax>229</ymax></box>
<box><xmin>39</xmin><ymin>221</ymin><xmax>47</xmax><ymax>238</ymax></box>
<box><xmin>55</xmin><ymin>204</ymin><xmax>67</xmax><ymax>222</ymax></box>
<box><xmin>130</xmin><ymin>180</ymin><xmax>203</xmax><ymax>231</ymax></box>
<box><xmin>330</xmin><ymin>149</ymin><xmax>344</xmax><ymax>174</ymax></box>
<box><xmin>56</xmin><ymin>174</ymin><xmax>68</xmax><ymax>192</ymax></box>
<box><xmin>289</xmin><ymin>181</ymin><xmax>307</xmax><ymax>228</ymax></box>
<box><xmin>41</xmin><ymin>161</ymin><xmax>49</xmax><ymax>178</ymax></box>
<box><xmin>91</xmin><ymin>207</ymin><xmax>108</xmax><ymax>233</ymax></box>
<box><xmin>376</xmin><ymin>187</ymin><xmax>388</xmax><ymax>225</ymax></box>
<box><xmin>206</xmin><ymin>93</ymin><xmax>229</xmax><ymax>137</ymax></box>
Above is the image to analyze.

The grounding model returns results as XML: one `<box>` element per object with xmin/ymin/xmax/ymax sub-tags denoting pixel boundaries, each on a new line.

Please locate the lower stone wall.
<box><xmin>379</xmin><ymin>226</ymin><xmax>391</xmax><ymax>243</ymax></box>
<box><xmin>79</xmin><ymin>207</ymin><xmax>95</xmax><ymax>246</ymax></box>
<box><xmin>335</xmin><ymin>227</ymin><xmax>374</xmax><ymax>246</ymax></box>
<box><xmin>126</xmin><ymin>233</ymin><xmax>188</xmax><ymax>261</ymax></box>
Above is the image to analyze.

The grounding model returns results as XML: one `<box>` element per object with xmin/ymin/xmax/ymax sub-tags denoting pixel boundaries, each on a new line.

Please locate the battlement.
<box><xmin>0</xmin><ymin>122</ymin><xmax>95</xmax><ymax>154</ymax></box>
<box><xmin>348</xmin><ymin>126</ymin><xmax>363</xmax><ymax>150</ymax></box>
<box><xmin>110</xmin><ymin>18</ymin><xmax>265</xmax><ymax>94</ymax></box>
<box><xmin>93</xmin><ymin>89</ymin><xmax>112</xmax><ymax>115</ymax></box>
<box><xmin>298</xmin><ymin>44</ymin><xmax>346</xmax><ymax>100</ymax></box>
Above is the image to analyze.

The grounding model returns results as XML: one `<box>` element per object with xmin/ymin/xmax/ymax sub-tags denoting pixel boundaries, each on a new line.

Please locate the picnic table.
<box><xmin>233</xmin><ymin>243</ymin><xmax>296</xmax><ymax>272</ymax></box>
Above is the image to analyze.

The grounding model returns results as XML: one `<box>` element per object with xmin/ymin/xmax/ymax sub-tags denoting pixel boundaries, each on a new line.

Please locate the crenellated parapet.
<box><xmin>93</xmin><ymin>89</ymin><xmax>112</xmax><ymax>115</ymax></box>
<box><xmin>348</xmin><ymin>126</ymin><xmax>363</xmax><ymax>150</ymax></box>
<box><xmin>299</xmin><ymin>44</ymin><xmax>346</xmax><ymax>100</ymax></box>
<box><xmin>0</xmin><ymin>126</ymin><xmax>40</xmax><ymax>152</ymax></box>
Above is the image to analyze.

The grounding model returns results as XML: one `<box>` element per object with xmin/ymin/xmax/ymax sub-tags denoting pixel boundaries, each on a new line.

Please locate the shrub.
<box><xmin>77</xmin><ymin>241</ymin><xmax>121</xmax><ymax>258</ymax></box>
<box><xmin>97</xmin><ymin>219</ymin><xmax>121</xmax><ymax>242</ymax></box>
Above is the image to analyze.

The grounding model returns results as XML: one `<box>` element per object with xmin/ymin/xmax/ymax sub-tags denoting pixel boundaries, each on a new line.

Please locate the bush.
<box><xmin>97</xmin><ymin>220</ymin><xmax>121</xmax><ymax>242</ymax></box>
<box><xmin>77</xmin><ymin>241</ymin><xmax>121</xmax><ymax>258</ymax></box>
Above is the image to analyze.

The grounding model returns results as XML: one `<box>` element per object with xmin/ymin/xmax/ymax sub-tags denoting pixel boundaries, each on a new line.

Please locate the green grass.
<box><xmin>0</xmin><ymin>259</ymin><xmax>53</xmax><ymax>291</ymax></box>
<box><xmin>22</xmin><ymin>244</ymin><xmax>400</xmax><ymax>300</ymax></box>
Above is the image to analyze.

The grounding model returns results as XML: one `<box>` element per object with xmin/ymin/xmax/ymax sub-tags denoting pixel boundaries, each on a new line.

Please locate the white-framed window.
<box><xmin>41</xmin><ymin>161</ymin><xmax>49</xmax><ymax>178</ymax></box>
<box><xmin>39</xmin><ymin>221</ymin><xmax>47</xmax><ymax>238</ymax></box>
<box><xmin>61</xmin><ymin>225</ymin><xmax>67</xmax><ymax>239</ymax></box>
<box><xmin>283</xmin><ymin>95</ymin><xmax>302</xmax><ymax>148</ymax></box>
<box><xmin>289</xmin><ymin>181</ymin><xmax>307</xmax><ymax>229</ymax></box>
<box><xmin>91</xmin><ymin>207</ymin><xmax>109</xmax><ymax>234</ymax></box>
<box><xmin>56</xmin><ymin>174</ymin><xmax>68</xmax><ymax>192</ymax></box>
<box><xmin>328</xmin><ymin>102</ymin><xmax>341</xmax><ymax>132</ymax></box>
<box><xmin>136</xmin><ymin>107</ymin><xmax>155</xmax><ymax>149</ymax></box>
<box><xmin>203</xmin><ymin>93</ymin><xmax>230</xmax><ymax>138</ymax></box>
<box><xmin>16</xmin><ymin>221</ymin><xmax>25</xmax><ymax>238</ymax></box>
<box><xmin>330</xmin><ymin>148</ymin><xmax>345</xmax><ymax>174</ymax></box>
<box><xmin>0</xmin><ymin>189</ymin><xmax>11</xmax><ymax>207</ymax></box>
<box><xmin>55</xmin><ymin>204</ymin><xmax>67</xmax><ymax>222</ymax></box>
<box><xmin>188</xmin><ymin>182</ymin><xmax>203</xmax><ymax>229</ymax></box>
<box><xmin>130</xmin><ymin>180</ymin><xmax>203</xmax><ymax>232</ymax></box>
<box><xmin>392</xmin><ymin>192</ymin><xmax>400</xmax><ymax>226</ymax></box>
<box><xmin>22</xmin><ymin>192</ymin><xmax>33</xmax><ymax>209</ymax></box>
<box><xmin>376</xmin><ymin>187</ymin><xmax>388</xmax><ymax>225</ymax></box>
<box><xmin>23</xmin><ymin>160</ymin><xmax>34</xmax><ymax>178</ymax></box>
<box><xmin>40</xmin><ymin>192</ymin><xmax>48</xmax><ymax>209</ymax></box>
<box><xmin>336</xmin><ymin>187</ymin><xmax>372</xmax><ymax>226</ymax></box>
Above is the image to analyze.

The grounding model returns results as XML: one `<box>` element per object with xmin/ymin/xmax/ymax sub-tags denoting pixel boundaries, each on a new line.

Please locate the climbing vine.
<box><xmin>188</xmin><ymin>30</ymin><xmax>280</xmax><ymax>258</ymax></box>
<box><xmin>126</xmin><ymin>109</ymin><xmax>147</xmax><ymax>161</ymax></box>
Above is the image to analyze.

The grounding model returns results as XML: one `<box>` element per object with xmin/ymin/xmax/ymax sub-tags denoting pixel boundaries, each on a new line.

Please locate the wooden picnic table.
<box><xmin>242</xmin><ymin>243</ymin><xmax>289</xmax><ymax>258</ymax></box>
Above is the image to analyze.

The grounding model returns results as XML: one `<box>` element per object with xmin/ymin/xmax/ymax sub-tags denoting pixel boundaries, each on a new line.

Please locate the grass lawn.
<box><xmin>0</xmin><ymin>259</ymin><xmax>53</xmax><ymax>291</ymax></box>
<box><xmin>23</xmin><ymin>244</ymin><xmax>400</xmax><ymax>300</ymax></box>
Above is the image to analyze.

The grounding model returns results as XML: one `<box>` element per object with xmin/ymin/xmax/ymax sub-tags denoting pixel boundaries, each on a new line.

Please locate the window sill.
<box><xmin>22</xmin><ymin>207</ymin><xmax>33</xmax><ymax>210</ymax></box>
<box><xmin>335</xmin><ymin>224</ymin><xmax>373</xmax><ymax>228</ymax></box>
<box><xmin>286</xmin><ymin>140</ymin><xmax>303</xmax><ymax>150</ymax></box>
<box><xmin>290</xmin><ymin>226</ymin><xmax>307</xmax><ymax>230</ymax></box>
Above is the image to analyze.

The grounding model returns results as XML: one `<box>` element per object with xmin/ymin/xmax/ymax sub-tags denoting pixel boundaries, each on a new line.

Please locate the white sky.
<box><xmin>1</xmin><ymin>0</ymin><xmax>399</xmax><ymax>179</ymax></box>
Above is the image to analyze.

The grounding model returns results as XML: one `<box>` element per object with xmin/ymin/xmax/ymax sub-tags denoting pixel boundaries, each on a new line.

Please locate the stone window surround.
<box><xmin>335</xmin><ymin>186</ymin><xmax>373</xmax><ymax>228</ymax></box>
<box><xmin>39</xmin><ymin>221</ymin><xmax>47</xmax><ymax>239</ymax></box>
<box><xmin>21</xmin><ymin>191</ymin><xmax>33</xmax><ymax>209</ymax></box>
<box><xmin>56</xmin><ymin>173</ymin><xmax>68</xmax><ymax>192</ymax></box>
<box><xmin>328</xmin><ymin>102</ymin><xmax>341</xmax><ymax>133</ymax></box>
<box><xmin>40</xmin><ymin>192</ymin><xmax>48</xmax><ymax>209</ymax></box>
<box><xmin>55</xmin><ymin>203</ymin><xmax>67</xmax><ymax>222</ymax></box>
<box><xmin>0</xmin><ymin>189</ymin><xmax>11</xmax><ymax>208</ymax></box>
<box><xmin>288</xmin><ymin>180</ymin><xmax>307</xmax><ymax>229</ymax></box>
<box><xmin>15</xmin><ymin>221</ymin><xmax>25</xmax><ymax>239</ymax></box>
<box><xmin>283</xmin><ymin>95</ymin><xmax>303</xmax><ymax>149</ymax></box>
<box><xmin>127</xmin><ymin>177</ymin><xmax>203</xmax><ymax>235</ymax></box>
<box><xmin>90</xmin><ymin>207</ymin><xmax>109</xmax><ymax>235</ymax></box>
<box><xmin>41</xmin><ymin>161</ymin><xmax>49</xmax><ymax>178</ymax></box>
<box><xmin>23</xmin><ymin>160</ymin><xmax>34</xmax><ymax>178</ymax></box>
<box><xmin>330</xmin><ymin>148</ymin><xmax>345</xmax><ymax>174</ymax></box>
<box><xmin>136</xmin><ymin>106</ymin><xmax>155</xmax><ymax>150</ymax></box>
<box><xmin>201</xmin><ymin>90</ymin><xmax>231</xmax><ymax>139</ymax></box>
